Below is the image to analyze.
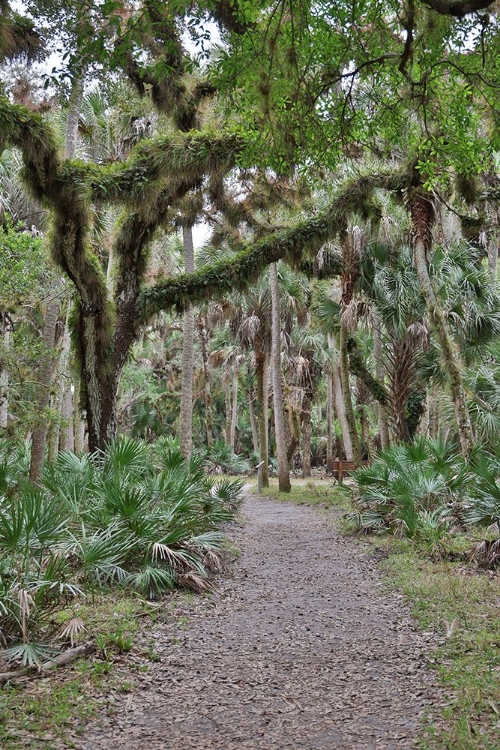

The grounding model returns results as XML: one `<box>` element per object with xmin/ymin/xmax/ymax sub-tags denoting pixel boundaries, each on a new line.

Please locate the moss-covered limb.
<box><xmin>0</xmin><ymin>10</ymin><xmax>41</xmax><ymax>63</ymax></box>
<box><xmin>138</xmin><ymin>170</ymin><xmax>408</xmax><ymax>321</ymax></box>
<box><xmin>0</xmin><ymin>98</ymin><xmax>60</xmax><ymax>200</ymax></box>
<box><xmin>137</xmin><ymin>214</ymin><xmax>325</xmax><ymax>320</ymax></box>
<box><xmin>111</xmin><ymin>176</ymin><xmax>207</xmax><ymax>370</ymax></box>
<box><xmin>419</xmin><ymin>0</ymin><xmax>494</xmax><ymax>17</ymax></box>
<box><xmin>84</xmin><ymin>131</ymin><xmax>240</xmax><ymax>204</ymax></box>
<box><xmin>209</xmin><ymin>0</ymin><xmax>257</xmax><ymax>33</ymax></box>
<box><xmin>347</xmin><ymin>338</ymin><xmax>389</xmax><ymax>405</ymax></box>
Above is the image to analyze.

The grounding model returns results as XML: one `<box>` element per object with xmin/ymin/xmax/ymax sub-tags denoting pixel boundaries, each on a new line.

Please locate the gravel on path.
<box><xmin>82</xmin><ymin>491</ymin><xmax>439</xmax><ymax>749</ymax></box>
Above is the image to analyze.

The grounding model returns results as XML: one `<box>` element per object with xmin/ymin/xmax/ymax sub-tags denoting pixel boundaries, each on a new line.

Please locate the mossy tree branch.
<box><xmin>138</xmin><ymin>170</ymin><xmax>408</xmax><ymax>321</ymax></box>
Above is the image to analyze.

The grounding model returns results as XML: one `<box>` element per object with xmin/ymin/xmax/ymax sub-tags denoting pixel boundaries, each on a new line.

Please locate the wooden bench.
<box><xmin>331</xmin><ymin>459</ymin><xmax>369</xmax><ymax>482</ymax></box>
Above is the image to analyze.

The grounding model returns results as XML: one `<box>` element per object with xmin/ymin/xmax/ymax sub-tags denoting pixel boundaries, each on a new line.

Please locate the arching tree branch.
<box><xmin>138</xmin><ymin>170</ymin><xmax>408</xmax><ymax>320</ymax></box>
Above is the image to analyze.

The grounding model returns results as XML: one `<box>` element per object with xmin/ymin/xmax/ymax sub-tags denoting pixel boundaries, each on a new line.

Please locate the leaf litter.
<box><xmin>33</xmin><ymin>492</ymin><xmax>443</xmax><ymax>748</ymax></box>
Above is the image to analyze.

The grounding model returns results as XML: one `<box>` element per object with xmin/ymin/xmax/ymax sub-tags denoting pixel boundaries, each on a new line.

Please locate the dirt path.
<box><xmin>82</xmin><ymin>492</ymin><xmax>438</xmax><ymax>749</ymax></box>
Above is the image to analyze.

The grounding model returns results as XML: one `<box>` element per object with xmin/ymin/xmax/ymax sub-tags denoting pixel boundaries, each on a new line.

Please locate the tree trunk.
<box><xmin>248</xmin><ymin>386</ymin><xmax>259</xmax><ymax>454</ymax></box>
<box><xmin>65</xmin><ymin>76</ymin><xmax>84</xmax><ymax>159</ymax></box>
<box><xmin>269</xmin><ymin>263</ymin><xmax>290</xmax><ymax>492</ymax></box>
<box><xmin>255</xmin><ymin>350</ymin><xmax>269</xmax><ymax>488</ymax></box>
<box><xmin>409</xmin><ymin>189</ymin><xmax>474</xmax><ymax>458</ymax></box>
<box><xmin>179</xmin><ymin>225</ymin><xmax>195</xmax><ymax>459</ymax></box>
<box><xmin>48</xmin><ymin>307</ymin><xmax>72</xmax><ymax>462</ymax></box>
<box><xmin>60</xmin><ymin>385</ymin><xmax>74</xmax><ymax>452</ymax></box>
<box><xmin>29</xmin><ymin>299</ymin><xmax>60</xmax><ymax>482</ymax></box>
<box><xmin>198</xmin><ymin>314</ymin><xmax>213</xmax><ymax>448</ymax></box>
<box><xmin>224</xmin><ymin>372</ymin><xmax>232</xmax><ymax>445</ymax></box>
<box><xmin>329</xmin><ymin>331</ymin><xmax>353</xmax><ymax>462</ymax></box>
<box><xmin>302</xmin><ymin>391</ymin><xmax>312</xmax><ymax>478</ymax></box>
<box><xmin>339</xmin><ymin>321</ymin><xmax>363</xmax><ymax>466</ymax></box>
<box><xmin>0</xmin><ymin>313</ymin><xmax>10</xmax><ymax>431</ymax></box>
<box><xmin>326</xmin><ymin>371</ymin><xmax>334</xmax><ymax>472</ymax></box>
<box><xmin>373</xmin><ymin>316</ymin><xmax>390</xmax><ymax>450</ymax></box>
<box><xmin>73</xmin><ymin>377</ymin><xmax>85</xmax><ymax>453</ymax></box>
<box><xmin>229</xmin><ymin>362</ymin><xmax>239</xmax><ymax>451</ymax></box>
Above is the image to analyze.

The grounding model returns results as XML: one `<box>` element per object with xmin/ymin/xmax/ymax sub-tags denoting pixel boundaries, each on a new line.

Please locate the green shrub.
<box><xmin>0</xmin><ymin>436</ymin><xmax>243</xmax><ymax>660</ymax></box>
<box><xmin>352</xmin><ymin>437</ymin><xmax>466</xmax><ymax>539</ymax></box>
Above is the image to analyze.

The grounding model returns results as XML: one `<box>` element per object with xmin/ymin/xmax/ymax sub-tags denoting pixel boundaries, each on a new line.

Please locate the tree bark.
<box><xmin>248</xmin><ymin>385</ymin><xmax>259</xmax><ymax>454</ymax></box>
<box><xmin>197</xmin><ymin>314</ymin><xmax>213</xmax><ymax>448</ymax></box>
<box><xmin>179</xmin><ymin>225</ymin><xmax>195</xmax><ymax>459</ymax></box>
<box><xmin>29</xmin><ymin>299</ymin><xmax>60</xmax><ymax>482</ymax></box>
<box><xmin>301</xmin><ymin>391</ymin><xmax>312</xmax><ymax>478</ymax></box>
<box><xmin>269</xmin><ymin>263</ymin><xmax>291</xmax><ymax>492</ymax></box>
<box><xmin>373</xmin><ymin>316</ymin><xmax>390</xmax><ymax>450</ymax></box>
<box><xmin>73</xmin><ymin>377</ymin><xmax>85</xmax><ymax>453</ymax></box>
<box><xmin>409</xmin><ymin>189</ymin><xmax>474</xmax><ymax>458</ymax></box>
<box><xmin>326</xmin><ymin>371</ymin><xmax>334</xmax><ymax>472</ymax></box>
<box><xmin>339</xmin><ymin>321</ymin><xmax>363</xmax><ymax>465</ymax></box>
<box><xmin>48</xmin><ymin>307</ymin><xmax>72</xmax><ymax>462</ymax></box>
<box><xmin>229</xmin><ymin>361</ymin><xmax>239</xmax><ymax>451</ymax></box>
<box><xmin>255</xmin><ymin>350</ymin><xmax>269</xmax><ymax>488</ymax></box>
<box><xmin>65</xmin><ymin>76</ymin><xmax>84</xmax><ymax>159</ymax></box>
<box><xmin>60</xmin><ymin>384</ymin><xmax>75</xmax><ymax>453</ymax></box>
<box><xmin>224</xmin><ymin>371</ymin><xmax>232</xmax><ymax>445</ymax></box>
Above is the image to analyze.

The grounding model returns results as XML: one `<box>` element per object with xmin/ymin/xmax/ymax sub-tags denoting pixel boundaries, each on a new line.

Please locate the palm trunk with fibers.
<box><xmin>388</xmin><ymin>337</ymin><xmax>414</xmax><ymax>443</ymax></box>
<box><xmin>30</xmin><ymin>299</ymin><xmax>60</xmax><ymax>482</ymax></box>
<box><xmin>409</xmin><ymin>188</ymin><xmax>474</xmax><ymax>458</ymax></box>
<box><xmin>198</xmin><ymin>314</ymin><xmax>213</xmax><ymax>447</ymax></box>
<box><xmin>270</xmin><ymin>262</ymin><xmax>291</xmax><ymax>492</ymax></box>
<box><xmin>255</xmin><ymin>351</ymin><xmax>269</xmax><ymax>488</ymax></box>
<box><xmin>0</xmin><ymin>313</ymin><xmax>10</xmax><ymax>431</ymax></box>
<box><xmin>339</xmin><ymin>228</ymin><xmax>363</xmax><ymax>466</ymax></box>
<box><xmin>179</xmin><ymin>224</ymin><xmax>195</xmax><ymax>459</ymax></box>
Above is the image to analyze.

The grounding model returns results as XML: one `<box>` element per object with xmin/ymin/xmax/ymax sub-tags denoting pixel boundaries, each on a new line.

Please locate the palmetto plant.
<box><xmin>352</xmin><ymin>437</ymin><xmax>467</xmax><ymax>538</ymax></box>
<box><xmin>0</xmin><ymin>436</ymin><xmax>243</xmax><ymax>660</ymax></box>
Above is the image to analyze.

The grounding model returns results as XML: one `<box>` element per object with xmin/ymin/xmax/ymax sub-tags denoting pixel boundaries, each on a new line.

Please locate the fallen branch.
<box><xmin>0</xmin><ymin>643</ymin><xmax>96</xmax><ymax>685</ymax></box>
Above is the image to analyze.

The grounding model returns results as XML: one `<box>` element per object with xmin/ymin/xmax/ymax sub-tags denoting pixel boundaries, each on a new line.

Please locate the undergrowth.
<box><xmin>0</xmin><ymin>436</ymin><xmax>243</xmax><ymax>666</ymax></box>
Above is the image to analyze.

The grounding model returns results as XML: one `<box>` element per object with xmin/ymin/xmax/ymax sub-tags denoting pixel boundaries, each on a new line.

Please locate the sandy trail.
<box><xmin>82</xmin><ymin>492</ymin><xmax>438</xmax><ymax>749</ymax></box>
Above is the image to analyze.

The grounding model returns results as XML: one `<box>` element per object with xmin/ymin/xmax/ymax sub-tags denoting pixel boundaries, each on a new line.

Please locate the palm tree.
<box><xmin>270</xmin><ymin>262</ymin><xmax>291</xmax><ymax>491</ymax></box>
<box><xmin>179</xmin><ymin>224</ymin><xmax>196</xmax><ymax>459</ymax></box>
<box><xmin>408</xmin><ymin>186</ymin><xmax>475</xmax><ymax>457</ymax></box>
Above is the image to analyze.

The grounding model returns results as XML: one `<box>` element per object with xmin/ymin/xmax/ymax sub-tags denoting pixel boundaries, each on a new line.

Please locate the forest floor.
<box><xmin>75</xmin><ymin>488</ymin><xmax>439</xmax><ymax>749</ymax></box>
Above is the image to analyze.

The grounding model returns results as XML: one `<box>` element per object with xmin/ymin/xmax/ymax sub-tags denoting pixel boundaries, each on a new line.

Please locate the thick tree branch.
<box><xmin>85</xmin><ymin>131</ymin><xmax>241</xmax><ymax>204</ymax></box>
<box><xmin>419</xmin><ymin>0</ymin><xmax>494</xmax><ymax>16</ymax></box>
<box><xmin>137</xmin><ymin>170</ymin><xmax>408</xmax><ymax>321</ymax></box>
